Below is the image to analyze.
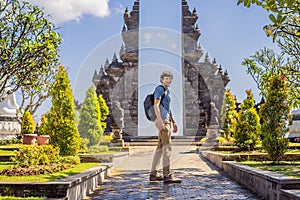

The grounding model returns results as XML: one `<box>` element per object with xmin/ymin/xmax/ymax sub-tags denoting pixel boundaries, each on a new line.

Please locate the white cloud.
<box><xmin>114</xmin><ymin>3</ymin><xmax>125</xmax><ymax>15</ymax></box>
<box><xmin>27</xmin><ymin>0</ymin><xmax>110</xmax><ymax>24</ymax></box>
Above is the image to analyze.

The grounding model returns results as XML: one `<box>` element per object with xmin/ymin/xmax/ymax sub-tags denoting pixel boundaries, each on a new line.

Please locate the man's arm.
<box><xmin>154</xmin><ymin>98</ymin><xmax>165</xmax><ymax>130</ymax></box>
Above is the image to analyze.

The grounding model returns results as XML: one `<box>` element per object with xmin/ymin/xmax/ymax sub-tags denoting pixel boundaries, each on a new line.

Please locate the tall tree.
<box><xmin>0</xmin><ymin>0</ymin><xmax>61</xmax><ymax>100</ymax></box>
<box><xmin>17</xmin><ymin>66</ymin><xmax>59</xmax><ymax>124</ymax></box>
<box><xmin>234</xmin><ymin>89</ymin><xmax>261</xmax><ymax>151</ymax></box>
<box><xmin>45</xmin><ymin>66</ymin><xmax>81</xmax><ymax>156</ymax></box>
<box><xmin>242</xmin><ymin>48</ymin><xmax>300</xmax><ymax>107</ymax></box>
<box><xmin>260</xmin><ymin>75</ymin><xmax>290</xmax><ymax>163</ymax></box>
<box><xmin>78</xmin><ymin>86</ymin><xmax>103</xmax><ymax>147</ymax></box>
<box><xmin>237</xmin><ymin>0</ymin><xmax>300</xmax><ymax>97</ymax></box>
<box><xmin>221</xmin><ymin>89</ymin><xmax>238</xmax><ymax>140</ymax></box>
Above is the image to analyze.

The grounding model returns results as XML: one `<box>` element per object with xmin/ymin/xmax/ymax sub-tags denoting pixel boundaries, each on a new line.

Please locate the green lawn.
<box><xmin>240</xmin><ymin>161</ymin><xmax>300</xmax><ymax>178</ymax></box>
<box><xmin>0</xmin><ymin>150</ymin><xmax>15</xmax><ymax>155</ymax></box>
<box><xmin>0</xmin><ymin>162</ymin><xmax>99</xmax><ymax>182</ymax></box>
<box><xmin>0</xmin><ymin>197</ymin><xmax>44</xmax><ymax>200</ymax></box>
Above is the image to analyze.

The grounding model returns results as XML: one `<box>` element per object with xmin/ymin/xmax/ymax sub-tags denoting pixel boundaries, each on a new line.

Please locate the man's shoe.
<box><xmin>163</xmin><ymin>175</ymin><xmax>182</xmax><ymax>183</ymax></box>
<box><xmin>149</xmin><ymin>174</ymin><xmax>164</xmax><ymax>181</ymax></box>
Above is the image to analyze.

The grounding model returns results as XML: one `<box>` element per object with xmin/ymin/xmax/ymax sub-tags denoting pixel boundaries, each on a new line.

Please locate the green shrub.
<box><xmin>217</xmin><ymin>137</ymin><xmax>227</xmax><ymax>145</ymax></box>
<box><xmin>21</xmin><ymin>110</ymin><xmax>35</xmax><ymax>134</ymax></box>
<box><xmin>221</xmin><ymin>89</ymin><xmax>238</xmax><ymax>139</ymax></box>
<box><xmin>59</xmin><ymin>155</ymin><xmax>81</xmax><ymax>165</ymax></box>
<box><xmin>0</xmin><ymin>137</ymin><xmax>21</xmax><ymax>145</ymax></box>
<box><xmin>38</xmin><ymin>115</ymin><xmax>48</xmax><ymax>135</ymax></box>
<box><xmin>260</xmin><ymin>75</ymin><xmax>290</xmax><ymax>163</ymax></box>
<box><xmin>98</xmin><ymin>94</ymin><xmax>109</xmax><ymax>129</ymax></box>
<box><xmin>234</xmin><ymin>89</ymin><xmax>261</xmax><ymax>151</ymax></box>
<box><xmin>100</xmin><ymin>135</ymin><xmax>113</xmax><ymax>143</ymax></box>
<box><xmin>78</xmin><ymin>85</ymin><xmax>103</xmax><ymax>147</ymax></box>
<box><xmin>88</xmin><ymin>145</ymin><xmax>109</xmax><ymax>153</ymax></box>
<box><xmin>11</xmin><ymin>145</ymin><xmax>60</xmax><ymax>167</ymax></box>
<box><xmin>78</xmin><ymin>138</ymin><xmax>89</xmax><ymax>153</ymax></box>
<box><xmin>45</xmin><ymin>66</ymin><xmax>81</xmax><ymax>156</ymax></box>
<box><xmin>200</xmin><ymin>137</ymin><xmax>206</xmax><ymax>143</ymax></box>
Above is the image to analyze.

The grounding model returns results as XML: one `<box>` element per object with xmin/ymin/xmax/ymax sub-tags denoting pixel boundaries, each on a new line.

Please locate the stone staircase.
<box><xmin>128</xmin><ymin>136</ymin><xmax>200</xmax><ymax>146</ymax></box>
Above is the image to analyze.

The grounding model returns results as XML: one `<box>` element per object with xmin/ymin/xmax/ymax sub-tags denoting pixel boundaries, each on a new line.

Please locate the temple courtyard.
<box><xmin>87</xmin><ymin>145</ymin><xmax>258</xmax><ymax>200</ymax></box>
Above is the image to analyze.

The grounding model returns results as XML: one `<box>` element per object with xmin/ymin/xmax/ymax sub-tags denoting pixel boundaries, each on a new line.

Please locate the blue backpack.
<box><xmin>143</xmin><ymin>85</ymin><xmax>166</xmax><ymax>121</ymax></box>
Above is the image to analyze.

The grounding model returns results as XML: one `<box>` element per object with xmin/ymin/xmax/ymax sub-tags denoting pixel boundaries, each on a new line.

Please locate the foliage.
<box><xmin>0</xmin><ymin>137</ymin><xmax>21</xmax><ymax>145</ymax></box>
<box><xmin>260</xmin><ymin>75</ymin><xmax>290</xmax><ymax>163</ymax></box>
<box><xmin>234</xmin><ymin>89</ymin><xmax>261</xmax><ymax>151</ymax></box>
<box><xmin>78</xmin><ymin>85</ymin><xmax>103</xmax><ymax>147</ymax></box>
<box><xmin>11</xmin><ymin>145</ymin><xmax>60</xmax><ymax>167</ymax></box>
<box><xmin>37</xmin><ymin>115</ymin><xmax>48</xmax><ymax>135</ymax></box>
<box><xmin>78</xmin><ymin>138</ymin><xmax>89</xmax><ymax>153</ymax></box>
<box><xmin>100</xmin><ymin>135</ymin><xmax>113</xmax><ymax>143</ymax></box>
<box><xmin>217</xmin><ymin>136</ymin><xmax>235</xmax><ymax>146</ymax></box>
<box><xmin>0</xmin><ymin>163</ymin><xmax>72</xmax><ymax>176</ymax></box>
<box><xmin>221</xmin><ymin>89</ymin><xmax>238</xmax><ymax>139</ymax></box>
<box><xmin>243</xmin><ymin>48</ymin><xmax>300</xmax><ymax>107</ymax></box>
<box><xmin>0</xmin><ymin>0</ymin><xmax>61</xmax><ymax>102</ymax></box>
<box><xmin>238</xmin><ymin>0</ymin><xmax>300</xmax><ymax>102</ymax></box>
<box><xmin>45</xmin><ymin>66</ymin><xmax>81</xmax><ymax>156</ymax></box>
<box><xmin>200</xmin><ymin>137</ymin><xmax>206</xmax><ymax>143</ymax></box>
<box><xmin>17</xmin><ymin>65</ymin><xmax>59</xmax><ymax>124</ymax></box>
<box><xmin>237</xmin><ymin>0</ymin><xmax>300</xmax><ymax>39</ymax></box>
<box><xmin>98</xmin><ymin>94</ymin><xmax>109</xmax><ymax>129</ymax></box>
<box><xmin>21</xmin><ymin>110</ymin><xmax>35</xmax><ymax>135</ymax></box>
<box><xmin>88</xmin><ymin>145</ymin><xmax>109</xmax><ymax>153</ymax></box>
<box><xmin>59</xmin><ymin>155</ymin><xmax>81</xmax><ymax>165</ymax></box>
<box><xmin>0</xmin><ymin>162</ymin><xmax>99</xmax><ymax>182</ymax></box>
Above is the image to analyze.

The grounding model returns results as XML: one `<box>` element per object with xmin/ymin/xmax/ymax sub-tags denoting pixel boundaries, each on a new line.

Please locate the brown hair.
<box><xmin>160</xmin><ymin>71</ymin><xmax>173</xmax><ymax>83</ymax></box>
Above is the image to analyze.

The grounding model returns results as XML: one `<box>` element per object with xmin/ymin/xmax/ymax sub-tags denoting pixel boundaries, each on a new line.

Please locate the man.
<box><xmin>149</xmin><ymin>71</ymin><xmax>182</xmax><ymax>183</ymax></box>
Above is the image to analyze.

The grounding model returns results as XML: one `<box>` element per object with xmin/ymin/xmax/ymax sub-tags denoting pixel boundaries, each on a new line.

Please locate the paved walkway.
<box><xmin>89</xmin><ymin>146</ymin><xmax>259</xmax><ymax>200</ymax></box>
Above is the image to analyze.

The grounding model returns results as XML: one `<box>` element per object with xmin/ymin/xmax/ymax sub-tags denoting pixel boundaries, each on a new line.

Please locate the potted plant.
<box><xmin>37</xmin><ymin>115</ymin><xmax>50</xmax><ymax>145</ymax></box>
<box><xmin>21</xmin><ymin>110</ymin><xmax>37</xmax><ymax>145</ymax></box>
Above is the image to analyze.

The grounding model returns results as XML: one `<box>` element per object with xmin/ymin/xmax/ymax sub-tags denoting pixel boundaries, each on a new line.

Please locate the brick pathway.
<box><xmin>89</xmin><ymin>146</ymin><xmax>259</xmax><ymax>200</ymax></box>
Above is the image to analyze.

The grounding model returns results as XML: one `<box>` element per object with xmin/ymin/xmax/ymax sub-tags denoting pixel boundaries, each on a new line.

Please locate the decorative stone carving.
<box><xmin>208</xmin><ymin>102</ymin><xmax>219</xmax><ymax>128</ymax></box>
<box><xmin>0</xmin><ymin>81</ymin><xmax>21</xmax><ymax>138</ymax></box>
<box><xmin>0</xmin><ymin>84</ymin><xmax>19</xmax><ymax>117</ymax></box>
<box><xmin>288</xmin><ymin>109</ymin><xmax>300</xmax><ymax>139</ymax></box>
<box><xmin>109</xmin><ymin>101</ymin><xmax>125</xmax><ymax>147</ymax></box>
<box><xmin>92</xmin><ymin>0</ymin><xmax>230</xmax><ymax>139</ymax></box>
<box><xmin>110</xmin><ymin>101</ymin><xmax>124</xmax><ymax>129</ymax></box>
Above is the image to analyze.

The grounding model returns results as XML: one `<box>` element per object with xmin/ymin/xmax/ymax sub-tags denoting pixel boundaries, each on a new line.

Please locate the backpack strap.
<box><xmin>154</xmin><ymin>85</ymin><xmax>166</xmax><ymax>105</ymax></box>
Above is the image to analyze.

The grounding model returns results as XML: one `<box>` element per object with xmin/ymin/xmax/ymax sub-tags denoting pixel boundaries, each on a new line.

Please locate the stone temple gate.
<box><xmin>92</xmin><ymin>0</ymin><xmax>230</xmax><ymax>139</ymax></box>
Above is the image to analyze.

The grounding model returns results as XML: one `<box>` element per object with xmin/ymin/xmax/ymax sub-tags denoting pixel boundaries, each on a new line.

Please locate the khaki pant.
<box><xmin>150</xmin><ymin>120</ymin><xmax>171</xmax><ymax>177</ymax></box>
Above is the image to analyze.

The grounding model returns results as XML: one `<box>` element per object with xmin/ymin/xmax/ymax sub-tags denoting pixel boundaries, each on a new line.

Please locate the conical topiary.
<box><xmin>21</xmin><ymin>110</ymin><xmax>35</xmax><ymax>135</ymax></box>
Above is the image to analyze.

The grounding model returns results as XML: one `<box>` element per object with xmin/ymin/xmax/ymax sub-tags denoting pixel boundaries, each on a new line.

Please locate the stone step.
<box><xmin>129</xmin><ymin>136</ymin><xmax>199</xmax><ymax>142</ymax></box>
<box><xmin>128</xmin><ymin>140</ymin><xmax>197</xmax><ymax>146</ymax></box>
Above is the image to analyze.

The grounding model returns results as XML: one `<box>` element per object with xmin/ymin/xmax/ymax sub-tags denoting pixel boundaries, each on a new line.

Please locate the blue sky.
<box><xmin>25</xmin><ymin>0</ymin><xmax>279</xmax><ymax>124</ymax></box>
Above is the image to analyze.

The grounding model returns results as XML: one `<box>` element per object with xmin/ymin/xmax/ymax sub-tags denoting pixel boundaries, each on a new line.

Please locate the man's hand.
<box><xmin>157</xmin><ymin>119</ymin><xmax>166</xmax><ymax>131</ymax></box>
<box><xmin>172</xmin><ymin>122</ymin><xmax>178</xmax><ymax>133</ymax></box>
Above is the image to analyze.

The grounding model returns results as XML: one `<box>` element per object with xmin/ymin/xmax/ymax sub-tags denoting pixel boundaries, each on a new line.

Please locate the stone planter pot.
<box><xmin>22</xmin><ymin>134</ymin><xmax>37</xmax><ymax>145</ymax></box>
<box><xmin>37</xmin><ymin>135</ymin><xmax>50</xmax><ymax>145</ymax></box>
